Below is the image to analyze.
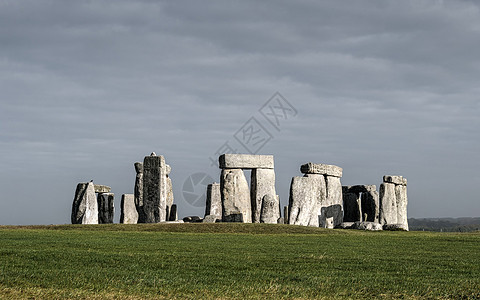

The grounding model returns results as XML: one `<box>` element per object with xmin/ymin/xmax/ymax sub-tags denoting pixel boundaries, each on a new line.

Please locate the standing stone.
<box><xmin>168</xmin><ymin>204</ymin><xmax>178</xmax><ymax>221</ymax></box>
<box><xmin>396</xmin><ymin>184</ymin><xmax>408</xmax><ymax>230</ymax></box>
<box><xmin>321</xmin><ymin>176</ymin><xmax>343</xmax><ymax>228</ymax></box>
<box><xmin>343</xmin><ymin>192</ymin><xmax>361</xmax><ymax>222</ymax></box>
<box><xmin>97</xmin><ymin>193</ymin><xmax>114</xmax><ymax>224</ymax></box>
<box><xmin>379</xmin><ymin>182</ymin><xmax>397</xmax><ymax>225</ymax></box>
<box><xmin>260</xmin><ymin>194</ymin><xmax>280</xmax><ymax>224</ymax></box>
<box><xmin>143</xmin><ymin>154</ymin><xmax>167</xmax><ymax>223</ymax></box>
<box><xmin>288</xmin><ymin>175</ymin><xmax>325</xmax><ymax>227</ymax></box>
<box><xmin>221</xmin><ymin>168</ymin><xmax>251</xmax><ymax>223</ymax></box>
<box><xmin>120</xmin><ymin>194</ymin><xmax>138</xmax><ymax>224</ymax></box>
<box><xmin>251</xmin><ymin>168</ymin><xmax>277</xmax><ymax>223</ymax></box>
<box><xmin>283</xmin><ymin>206</ymin><xmax>289</xmax><ymax>225</ymax></box>
<box><xmin>361</xmin><ymin>187</ymin><xmax>379</xmax><ymax>222</ymax></box>
<box><xmin>165</xmin><ymin>164</ymin><xmax>174</xmax><ymax>221</ymax></box>
<box><xmin>134</xmin><ymin>162</ymin><xmax>146</xmax><ymax>223</ymax></box>
<box><xmin>205</xmin><ymin>183</ymin><xmax>222</xmax><ymax>219</ymax></box>
<box><xmin>71</xmin><ymin>182</ymin><xmax>98</xmax><ymax>224</ymax></box>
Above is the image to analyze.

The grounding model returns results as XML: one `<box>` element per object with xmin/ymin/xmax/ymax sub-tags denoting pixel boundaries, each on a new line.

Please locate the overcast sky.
<box><xmin>1</xmin><ymin>0</ymin><xmax>479</xmax><ymax>225</ymax></box>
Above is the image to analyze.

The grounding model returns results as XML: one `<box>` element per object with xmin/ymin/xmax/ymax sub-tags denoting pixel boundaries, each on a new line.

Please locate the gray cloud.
<box><xmin>1</xmin><ymin>0</ymin><xmax>479</xmax><ymax>224</ymax></box>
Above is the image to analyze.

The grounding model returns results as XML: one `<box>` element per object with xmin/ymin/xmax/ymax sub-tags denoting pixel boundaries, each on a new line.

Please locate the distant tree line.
<box><xmin>408</xmin><ymin>217</ymin><xmax>480</xmax><ymax>232</ymax></box>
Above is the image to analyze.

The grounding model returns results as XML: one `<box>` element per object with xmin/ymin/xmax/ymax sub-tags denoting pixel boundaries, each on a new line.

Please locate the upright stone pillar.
<box><xmin>134</xmin><ymin>162</ymin><xmax>146</xmax><ymax>223</ymax></box>
<box><xmin>251</xmin><ymin>168</ymin><xmax>277</xmax><ymax>223</ymax></box>
<box><xmin>342</xmin><ymin>188</ymin><xmax>361</xmax><ymax>222</ymax></box>
<box><xmin>97</xmin><ymin>193</ymin><xmax>114</xmax><ymax>224</ymax></box>
<box><xmin>205</xmin><ymin>183</ymin><xmax>222</xmax><ymax>219</ymax></box>
<box><xmin>288</xmin><ymin>174</ymin><xmax>326</xmax><ymax>227</ymax></box>
<box><xmin>165</xmin><ymin>164</ymin><xmax>174</xmax><ymax>221</ymax></box>
<box><xmin>120</xmin><ymin>194</ymin><xmax>138</xmax><ymax>224</ymax></box>
<box><xmin>260</xmin><ymin>194</ymin><xmax>280</xmax><ymax>224</ymax></box>
<box><xmin>71</xmin><ymin>182</ymin><xmax>98</xmax><ymax>224</ymax></box>
<box><xmin>379</xmin><ymin>182</ymin><xmax>397</xmax><ymax>225</ymax></box>
<box><xmin>169</xmin><ymin>204</ymin><xmax>178</xmax><ymax>221</ymax></box>
<box><xmin>221</xmin><ymin>168</ymin><xmax>251</xmax><ymax>223</ymax></box>
<box><xmin>323</xmin><ymin>176</ymin><xmax>343</xmax><ymax>228</ymax></box>
<box><xmin>143</xmin><ymin>153</ymin><xmax>167</xmax><ymax>223</ymax></box>
<box><xmin>361</xmin><ymin>185</ymin><xmax>379</xmax><ymax>222</ymax></box>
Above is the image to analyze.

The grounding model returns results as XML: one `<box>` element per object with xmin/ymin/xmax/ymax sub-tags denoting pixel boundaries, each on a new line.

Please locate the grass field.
<box><xmin>0</xmin><ymin>223</ymin><xmax>479</xmax><ymax>299</ymax></box>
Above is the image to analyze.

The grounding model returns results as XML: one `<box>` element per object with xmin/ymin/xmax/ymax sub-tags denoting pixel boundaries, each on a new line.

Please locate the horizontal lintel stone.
<box><xmin>94</xmin><ymin>184</ymin><xmax>111</xmax><ymax>193</ymax></box>
<box><xmin>219</xmin><ymin>154</ymin><xmax>274</xmax><ymax>169</ymax></box>
<box><xmin>383</xmin><ymin>175</ymin><xmax>407</xmax><ymax>186</ymax></box>
<box><xmin>300</xmin><ymin>162</ymin><xmax>343</xmax><ymax>177</ymax></box>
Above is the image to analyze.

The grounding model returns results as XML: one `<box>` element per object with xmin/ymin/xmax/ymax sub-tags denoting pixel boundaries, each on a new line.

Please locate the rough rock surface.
<box><xmin>94</xmin><ymin>185</ymin><xmax>111</xmax><ymax>194</ymax></box>
<box><xmin>321</xmin><ymin>176</ymin><xmax>343</xmax><ymax>228</ymax></box>
<box><xmin>97</xmin><ymin>193</ymin><xmax>114</xmax><ymax>224</ymax></box>
<box><xmin>288</xmin><ymin>174</ymin><xmax>326</xmax><ymax>227</ymax></box>
<box><xmin>221</xmin><ymin>168</ymin><xmax>252</xmax><ymax>223</ymax></box>
<box><xmin>383</xmin><ymin>175</ymin><xmax>407</xmax><ymax>186</ymax></box>
<box><xmin>361</xmin><ymin>189</ymin><xmax>379</xmax><ymax>222</ymax></box>
<box><xmin>260</xmin><ymin>194</ymin><xmax>280</xmax><ymax>224</ymax></box>
<box><xmin>351</xmin><ymin>221</ymin><xmax>383</xmax><ymax>231</ymax></box>
<box><xmin>379</xmin><ymin>182</ymin><xmax>397</xmax><ymax>225</ymax></box>
<box><xmin>203</xmin><ymin>215</ymin><xmax>220</xmax><ymax>223</ymax></box>
<box><xmin>219</xmin><ymin>154</ymin><xmax>274</xmax><ymax>169</ymax></box>
<box><xmin>134</xmin><ymin>162</ymin><xmax>146</xmax><ymax>223</ymax></box>
<box><xmin>143</xmin><ymin>154</ymin><xmax>167</xmax><ymax>223</ymax></box>
<box><xmin>395</xmin><ymin>184</ymin><xmax>408</xmax><ymax>230</ymax></box>
<box><xmin>120</xmin><ymin>194</ymin><xmax>138</xmax><ymax>224</ymax></box>
<box><xmin>205</xmin><ymin>183</ymin><xmax>222</xmax><ymax>218</ymax></box>
<box><xmin>168</xmin><ymin>204</ymin><xmax>177</xmax><ymax>221</ymax></box>
<box><xmin>166</xmin><ymin>175</ymin><xmax>174</xmax><ymax>221</ymax></box>
<box><xmin>343</xmin><ymin>192</ymin><xmax>361</xmax><ymax>222</ymax></box>
<box><xmin>300</xmin><ymin>162</ymin><xmax>343</xmax><ymax>178</ymax></box>
<box><xmin>251</xmin><ymin>168</ymin><xmax>277</xmax><ymax>223</ymax></box>
<box><xmin>71</xmin><ymin>182</ymin><xmax>98</xmax><ymax>224</ymax></box>
<box><xmin>383</xmin><ymin>223</ymin><xmax>408</xmax><ymax>231</ymax></box>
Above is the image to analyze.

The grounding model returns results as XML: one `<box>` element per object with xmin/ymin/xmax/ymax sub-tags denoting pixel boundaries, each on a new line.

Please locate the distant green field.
<box><xmin>0</xmin><ymin>224</ymin><xmax>479</xmax><ymax>299</ymax></box>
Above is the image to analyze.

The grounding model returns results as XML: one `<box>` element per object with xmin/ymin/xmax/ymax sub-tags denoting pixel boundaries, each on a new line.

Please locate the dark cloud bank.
<box><xmin>1</xmin><ymin>0</ymin><xmax>479</xmax><ymax>224</ymax></box>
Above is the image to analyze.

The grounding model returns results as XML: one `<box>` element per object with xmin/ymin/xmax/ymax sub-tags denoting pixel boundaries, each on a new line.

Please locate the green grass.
<box><xmin>0</xmin><ymin>224</ymin><xmax>479</xmax><ymax>299</ymax></box>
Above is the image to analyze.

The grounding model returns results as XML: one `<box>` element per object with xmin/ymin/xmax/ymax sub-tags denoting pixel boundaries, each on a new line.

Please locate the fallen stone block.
<box><xmin>352</xmin><ymin>221</ymin><xmax>383</xmax><ymax>231</ymax></box>
<box><xmin>219</xmin><ymin>154</ymin><xmax>274</xmax><ymax>169</ymax></box>
<box><xmin>383</xmin><ymin>224</ymin><xmax>408</xmax><ymax>231</ymax></box>
<box><xmin>183</xmin><ymin>216</ymin><xmax>203</xmax><ymax>223</ymax></box>
<box><xmin>203</xmin><ymin>215</ymin><xmax>220</xmax><ymax>223</ymax></box>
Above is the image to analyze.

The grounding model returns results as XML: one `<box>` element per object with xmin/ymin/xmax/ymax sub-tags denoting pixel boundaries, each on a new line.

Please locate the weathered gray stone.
<box><xmin>343</xmin><ymin>192</ymin><xmax>361</xmax><ymax>222</ymax></box>
<box><xmin>379</xmin><ymin>182</ymin><xmax>397</xmax><ymax>225</ymax></box>
<box><xmin>321</xmin><ymin>176</ymin><xmax>343</xmax><ymax>228</ymax></box>
<box><xmin>97</xmin><ymin>193</ymin><xmax>114</xmax><ymax>224</ymax></box>
<box><xmin>383</xmin><ymin>175</ymin><xmax>407</xmax><ymax>186</ymax></box>
<box><xmin>72</xmin><ymin>182</ymin><xmax>98</xmax><ymax>224</ymax></box>
<box><xmin>134</xmin><ymin>162</ymin><xmax>146</xmax><ymax>223</ymax></box>
<box><xmin>94</xmin><ymin>184</ymin><xmax>111</xmax><ymax>194</ymax></box>
<box><xmin>343</xmin><ymin>185</ymin><xmax>376</xmax><ymax>194</ymax></box>
<box><xmin>288</xmin><ymin>175</ymin><xmax>326</xmax><ymax>227</ymax></box>
<box><xmin>395</xmin><ymin>184</ymin><xmax>408</xmax><ymax>230</ymax></box>
<box><xmin>203</xmin><ymin>215</ymin><xmax>220</xmax><ymax>223</ymax></box>
<box><xmin>183</xmin><ymin>216</ymin><xmax>202</xmax><ymax>223</ymax></box>
<box><xmin>361</xmin><ymin>189</ymin><xmax>379</xmax><ymax>222</ymax></box>
<box><xmin>143</xmin><ymin>154</ymin><xmax>167</xmax><ymax>223</ymax></box>
<box><xmin>219</xmin><ymin>154</ymin><xmax>274</xmax><ymax>169</ymax></box>
<box><xmin>283</xmin><ymin>206</ymin><xmax>289</xmax><ymax>225</ymax></box>
<box><xmin>251</xmin><ymin>168</ymin><xmax>277</xmax><ymax>223</ymax></box>
<box><xmin>120</xmin><ymin>194</ymin><xmax>138</xmax><ymax>224</ymax></box>
<box><xmin>221</xmin><ymin>169</ymin><xmax>251</xmax><ymax>223</ymax></box>
<box><xmin>383</xmin><ymin>223</ymin><xmax>408</xmax><ymax>231</ymax></box>
<box><xmin>260</xmin><ymin>194</ymin><xmax>280</xmax><ymax>224</ymax></box>
<box><xmin>300</xmin><ymin>162</ymin><xmax>343</xmax><ymax>178</ymax></box>
<box><xmin>352</xmin><ymin>221</ymin><xmax>383</xmax><ymax>231</ymax></box>
<box><xmin>205</xmin><ymin>183</ymin><xmax>222</xmax><ymax>219</ymax></box>
<box><xmin>166</xmin><ymin>175</ymin><xmax>174</xmax><ymax>221</ymax></box>
<box><xmin>168</xmin><ymin>204</ymin><xmax>177</xmax><ymax>221</ymax></box>
<box><xmin>277</xmin><ymin>217</ymin><xmax>284</xmax><ymax>224</ymax></box>
<box><xmin>165</xmin><ymin>164</ymin><xmax>171</xmax><ymax>175</ymax></box>
<box><xmin>336</xmin><ymin>222</ymin><xmax>355</xmax><ymax>229</ymax></box>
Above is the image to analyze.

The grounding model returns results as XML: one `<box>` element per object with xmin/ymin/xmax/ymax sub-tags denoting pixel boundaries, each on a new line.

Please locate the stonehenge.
<box><xmin>288</xmin><ymin>163</ymin><xmax>343</xmax><ymax>228</ymax></box>
<box><xmin>71</xmin><ymin>152</ymin><xmax>408</xmax><ymax>231</ymax></box>
<box><xmin>219</xmin><ymin>154</ymin><xmax>279</xmax><ymax>224</ymax></box>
